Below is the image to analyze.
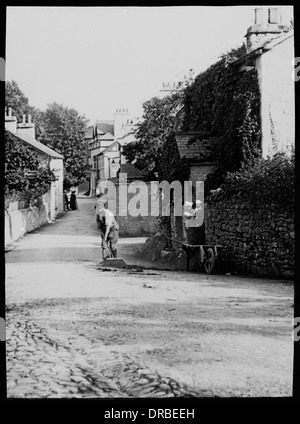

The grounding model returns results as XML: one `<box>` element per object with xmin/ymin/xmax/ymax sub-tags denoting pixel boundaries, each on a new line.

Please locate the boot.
<box><xmin>111</xmin><ymin>249</ymin><xmax>117</xmax><ymax>258</ymax></box>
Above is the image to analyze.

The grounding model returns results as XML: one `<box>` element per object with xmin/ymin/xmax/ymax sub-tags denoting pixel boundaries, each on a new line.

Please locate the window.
<box><xmin>268</xmin><ymin>8</ymin><xmax>279</xmax><ymax>24</ymax></box>
<box><xmin>255</xmin><ymin>8</ymin><xmax>264</xmax><ymax>25</ymax></box>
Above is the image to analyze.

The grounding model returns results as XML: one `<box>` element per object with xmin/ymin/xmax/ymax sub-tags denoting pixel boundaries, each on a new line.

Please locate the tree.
<box><xmin>39</xmin><ymin>102</ymin><xmax>89</xmax><ymax>188</ymax></box>
<box><xmin>182</xmin><ymin>45</ymin><xmax>261</xmax><ymax>192</ymax></box>
<box><xmin>5</xmin><ymin>80</ymin><xmax>30</xmax><ymax>121</ymax></box>
<box><xmin>5</xmin><ymin>80</ymin><xmax>44</xmax><ymax>139</ymax></box>
<box><xmin>122</xmin><ymin>72</ymin><xmax>194</xmax><ymax>183</ymax></box>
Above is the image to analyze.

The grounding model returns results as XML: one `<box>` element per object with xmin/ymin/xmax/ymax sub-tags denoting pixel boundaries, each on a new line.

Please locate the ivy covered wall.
<box><xmin>181</xmin><ymin>46</ymin><xmax>262</xmax><ymax>192</ymax></box>
<box><xmin>5</xmin><ymin>130</ymin><xmax>56</xmax><ymax>207</ymax></box>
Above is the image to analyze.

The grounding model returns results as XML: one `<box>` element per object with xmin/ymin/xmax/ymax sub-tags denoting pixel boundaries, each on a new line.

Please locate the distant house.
<box><xmin>85</xmin><ymin>126</ymin><xmax>114</xmax><ymax>195</ymax></box>
<box><xmin>113</xmin><ymin>108</ymin><xmax>135</xmax><ymax>139</ymax></box>
<box><xmin>96</xmin><ymin>120</ymin><xmax>114</xmax><ymax>136</ymax></box>
<box><xmin>85</xmin><ymin>110</ymin><xmax>156</xmax><ymax>237</ymax></box>
<box><xmin>85</xmin><ymin>109</ymin><xmax>138</xmax><ymax>196</ymax></box>
<box><xmin>97</xmin><ymin>140</ymin><xmax>122</xmax><ymax>181</ymax></box>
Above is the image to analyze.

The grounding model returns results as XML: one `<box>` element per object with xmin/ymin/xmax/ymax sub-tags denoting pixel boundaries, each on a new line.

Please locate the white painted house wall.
<box><xmin>256</xmin><ymin>34</ymin><xmax>295</xmax><ymax>158</ymax></box>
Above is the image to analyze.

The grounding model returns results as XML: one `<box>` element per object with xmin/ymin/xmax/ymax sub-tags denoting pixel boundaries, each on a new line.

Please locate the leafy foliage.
<box><xmin>182</xmin><ymin>45</ymin><xmax>261</xmax><ymax>191</ymax></box>
<box><xmin>5</xmin><ymin>130</ymin><xmax>57</xmax><ymax>205</ymax></box>
<box><xmin>124</xmin><ymin>46</ymin><xmax>261</xmax><ymax>193</ymax></box>
<box><xmin>122</xmin><ymin>73</ymin><xmax>193</xmax><ymax>183</ymax></box>
<box><xmin>5</xmin><ymin>80</ymin><xmax>30</xmax><ymax>121</ymax></box>
<box><xmin>5</xmin><ymin>80</ymin><xmax>44</xmax><ymax>139</ymax></box>
<box><xmin>211</xmin><ymin>152</ymin><xmax>295</xmax><ymax>213</ymax></box>
<box><xmin>38</xmin><ymin>102</ymin><xmax>89</xmax><ymax>188</ymax></box>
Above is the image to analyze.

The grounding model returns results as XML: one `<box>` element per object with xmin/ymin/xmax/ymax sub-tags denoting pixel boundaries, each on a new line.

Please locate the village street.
<box><xmin>5</xmin><ymin>194</ymin><xmax>294</xmax><ymax>400</ymax></box>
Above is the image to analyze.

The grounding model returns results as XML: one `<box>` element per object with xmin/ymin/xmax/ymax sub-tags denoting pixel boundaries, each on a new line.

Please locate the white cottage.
<box><xmin>5</xmin><ymin>108</ymin><xmax>64</xmax><ymax>225</ymax></box>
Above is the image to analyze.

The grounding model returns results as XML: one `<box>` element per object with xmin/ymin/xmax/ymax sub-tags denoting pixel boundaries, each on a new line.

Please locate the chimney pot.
<box><xmin>22</xmin><ymin>114</ymin><xmax>26</xmax><ymax>123</ymax></box>
<box><xmin>8</xmin><ymin>107</ymin><xmax>12</xmax><ymax>116</ymax></box>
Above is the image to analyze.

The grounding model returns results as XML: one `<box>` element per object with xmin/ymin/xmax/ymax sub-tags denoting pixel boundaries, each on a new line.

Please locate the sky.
<box><xmin>5</xmin><ymin>6</ymin><xmax>294</xmax><ymax>125</ymax></box>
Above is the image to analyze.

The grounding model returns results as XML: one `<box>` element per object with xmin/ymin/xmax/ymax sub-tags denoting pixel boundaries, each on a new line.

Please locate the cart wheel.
<box><xmin>204</xmin><ymin>248</ymin><xmax>215</xmax><ymax>274</ymax></box>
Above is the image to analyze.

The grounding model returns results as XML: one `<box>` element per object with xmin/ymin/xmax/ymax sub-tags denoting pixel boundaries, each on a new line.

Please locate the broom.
<box><xmin>101</xmin><ymin>240</ymin><xmax>127</xmax><ymax>268</ymax></box>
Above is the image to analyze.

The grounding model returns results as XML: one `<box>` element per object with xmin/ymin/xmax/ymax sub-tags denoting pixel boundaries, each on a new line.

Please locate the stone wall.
<box><xmin>5</xmin><ymin>200</ymin><xmax>50</xmax><ymax>247</ymax></box>
<box><xmin>204</xmin><ymin>198</ymin><xmax>294</xmax><ymax>279</ymax></box>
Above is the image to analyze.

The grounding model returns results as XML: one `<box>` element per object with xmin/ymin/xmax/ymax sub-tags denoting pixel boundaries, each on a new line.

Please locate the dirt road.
<box><xmin>5</xmin><ymin>195</ymin><xmax>294</xmax><ymax>399</ymax></box>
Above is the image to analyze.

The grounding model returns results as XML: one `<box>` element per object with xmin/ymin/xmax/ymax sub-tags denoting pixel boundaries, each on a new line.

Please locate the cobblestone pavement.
<box><xmin>6</xmin><ymin>316</ymin><xmax>123</xmax><ymax>398</ymax></box>
<box><xmin>6</xmin><ymin>312</ymin><xmax>200</xmax><ymax>399</ymax></box>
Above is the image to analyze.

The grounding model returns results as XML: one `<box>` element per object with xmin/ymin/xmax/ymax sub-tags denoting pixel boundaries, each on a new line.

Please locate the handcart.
<box><xmin>165</xmin><ymin>237</ymin><xmax>223</xmax><ymax>274</ymax></box>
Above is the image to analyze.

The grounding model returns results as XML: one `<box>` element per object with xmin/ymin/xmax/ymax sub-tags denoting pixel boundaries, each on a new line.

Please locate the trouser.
<box><xmin>101</xmin><ymin>227</ymin><xmax>119</xmax><ymax>259</ymax></box>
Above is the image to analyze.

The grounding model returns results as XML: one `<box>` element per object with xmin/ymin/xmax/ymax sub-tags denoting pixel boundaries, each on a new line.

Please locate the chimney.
<box><xmin>5</xmin><ymin>107</ymin><xmax>17</xmax><ymax>133</ymax></box>
<box><xmin>17</xmin><ymin>114</ymin><xmax>35</xmax><ymax>139</ymax></box>
<box><xmin>245</xmin><ymin>7</ymin><xmax>289</xmax><ymax>52</ymax></box>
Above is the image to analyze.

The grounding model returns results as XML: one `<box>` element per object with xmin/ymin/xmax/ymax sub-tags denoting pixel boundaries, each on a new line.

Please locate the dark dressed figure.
<box><xmin>70</xmin><ymin>190</ymin><xmax>78</xmax><ymax>210</ymax></box>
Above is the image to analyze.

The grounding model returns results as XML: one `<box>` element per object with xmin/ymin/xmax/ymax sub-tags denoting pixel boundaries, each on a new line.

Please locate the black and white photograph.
<box><xmin>2</xmin><ymin>4</ymin><xmax>297</xmax><ymax>406</ymax></box>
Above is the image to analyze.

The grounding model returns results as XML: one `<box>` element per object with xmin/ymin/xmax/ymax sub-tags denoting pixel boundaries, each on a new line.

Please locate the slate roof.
<box><xmin>96</xmin><ymin>121</ymin><xmax>114</xmax><ymax>136</ymax></box>
<box><xmin>100</xmin><ymin>140</ymin><xmax>119</xmax><ymax>155</ymax></box>
<box><xmin>118</xmin><ymin>163</ymin><xmax>147</xmax><ymax>181</ymax></box>
<box><xmin>175</xmin><ymin>132</ymin><xmax>219</xmax><ymax>162</ymax></box>
<box><xmin>117</xmin><ymin>132</ymin><xmax>136</xmax><ymax>145</ymax></box>
<box><xmin>9</xmin><ymin>130</ymin><xmax>64</xmax><ymax>159</ymax></box>
<box><xmin>85</xmin><ymin>126</ymin><xmax>95</xmax><ymax>139</ymax></box>
<box><xmin>233</xmin><ymin>30</ymin><xmax>294</xmax><ymax>67</ymax></box>
<box><xmin>98</xmin><ymin>132</ymin><xmax>115</xmax><ymax>141</ymax></box>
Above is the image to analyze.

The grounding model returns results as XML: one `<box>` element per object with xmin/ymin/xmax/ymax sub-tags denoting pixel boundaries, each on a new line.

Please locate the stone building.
<box><xmin>85</xmin><ymin>109</ymin><xmax>138</xmax><ymax>196</ymax></box>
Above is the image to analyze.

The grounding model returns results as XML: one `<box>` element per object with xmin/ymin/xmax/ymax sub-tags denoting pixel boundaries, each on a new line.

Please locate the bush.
<box><xmin>212</xmin><ymin>152</ymin><xmax>295</xmax><ymax>213</ymax></box>
<box><xmin>5</xmin><ymin>130</ymin><xmax>57</xmax><ymax>205</ymax></box>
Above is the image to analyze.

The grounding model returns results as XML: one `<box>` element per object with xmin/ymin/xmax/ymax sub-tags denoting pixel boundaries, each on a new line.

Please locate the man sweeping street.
<box><xmin>95</xmin><ymin>196</ymin><xmax>119</xmax><ymax>260</ymax></box>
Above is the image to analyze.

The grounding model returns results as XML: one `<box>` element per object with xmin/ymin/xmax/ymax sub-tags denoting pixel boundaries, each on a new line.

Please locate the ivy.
<box><xmin>5</xmin><ymin>130</ymin><xmax>57</xmax><ymax>206</ymax></box>
<box><xmin>182</xmin><ymin>45</ymin><xmax>261</xmax><ymax>192</ymax></box>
